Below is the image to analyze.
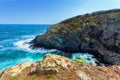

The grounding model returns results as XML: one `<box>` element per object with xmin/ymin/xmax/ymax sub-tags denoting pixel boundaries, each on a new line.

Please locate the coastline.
<box><xmin>0</xmin><ymin>54</ymin><xmax>120</xmax><ymax>80</ymax></box>
<box><xmin>31</xmin><ymin>9</ymin><xmax>120</xmax><ymax>65</ymax></box>
<box><xmin>0</xmin><ymin>9</ymin><xmax>120</xmax><ymax>80</ymax></box>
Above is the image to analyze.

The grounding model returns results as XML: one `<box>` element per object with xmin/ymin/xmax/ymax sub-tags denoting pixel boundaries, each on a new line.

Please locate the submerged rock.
<box><xmin>31</xmin><ymin>9</ymin><xmax>120</xmax><ymax>65</ymax></box>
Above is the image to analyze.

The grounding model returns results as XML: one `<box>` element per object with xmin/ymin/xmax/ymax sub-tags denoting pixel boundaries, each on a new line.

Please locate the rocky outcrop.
<box><xmin>31</xmin><ymin>9</ymin><xmax>120</xmax><ymax>65</ymax></box>
<box><xmin>0</xmin><ymin>62</ymin><xmax>32</xmax><ymax>80</ymax></box>
<box><xmin>98</xmin><ymin>50</ymin><xmax>120</xmax><ymax>65</ymax></box>
<box><xmin>38</xmin><ymin>54</ymin><xmax>75</xmax><ymax>73</ymax></box>
<box><xmin>0</xmin><ymin>54</ymin><xmax>120</xmax><ymax>80</ymax></box>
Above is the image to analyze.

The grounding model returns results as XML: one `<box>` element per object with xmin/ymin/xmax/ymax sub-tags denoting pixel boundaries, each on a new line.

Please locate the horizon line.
<box><xmin>0</xmin><ymin>24</ymin><xmax>53</xmax><ymax>25</ymax></box>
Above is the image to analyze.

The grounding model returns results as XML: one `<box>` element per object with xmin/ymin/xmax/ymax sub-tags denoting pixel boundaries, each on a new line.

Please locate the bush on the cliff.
<box><xmin>47</xmin><ymin>73</ymin><xmax>56</xmax><ymax>78</ymax></box>
<box><xmin>75</xmin><ymin>59</ymin><xmax>83</xmax><ymax>64</ymax></box>
<box><xmin>9</xmin><ymin>76</ymin><xmax>19</xmax><ymax>80</ymax></box>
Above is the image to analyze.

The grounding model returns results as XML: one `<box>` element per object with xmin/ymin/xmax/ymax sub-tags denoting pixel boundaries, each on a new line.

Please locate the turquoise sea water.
<box><xmin>0</xmin><ymin>24</ymin><xmax>97</xmax><ymax>71</ymax></box>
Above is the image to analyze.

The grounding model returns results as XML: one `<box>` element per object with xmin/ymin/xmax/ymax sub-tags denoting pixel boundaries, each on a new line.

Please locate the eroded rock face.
<box><xmin>99</xmin><ymin>50</ymin><xmax>120</xmax><ymax>65</ymax></box>
<box><xmin>38</xmin><ymin>54</ymin><xmax>76</xmax><ymax>74</ymax></box>
<box><xmin>31</xmin><ymin>9</ymin><xmax>120</xmax><ymax>65</ymax></box>
<box><xmin>0</xmin><ymin>62</ymin><xmax>32</xmax><ymax>80</ymax></box>
<box><xmin>0</xmin><ymin>54</ymin><xmax>80</xmax><ymax>80</ymax></box>
<box><xmin>29</xmin><ymin>54</ymin><xmax>78</xmax><ymax>75</ymax></box>
<box><xmin>0</xmin><ymin>54</ymin><xmax>120</xmax><ymax>80</ymax></box>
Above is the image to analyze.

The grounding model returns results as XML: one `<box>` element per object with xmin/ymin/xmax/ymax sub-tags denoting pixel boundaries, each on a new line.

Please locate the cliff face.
<box><xmin>31</xmin><ymin>9</ymin><xmax>120</xmax><ymax>65</ymax></box>
<box><xmin>0</xmin><ymin>54</ymin><xmax>120</xmax><ymax>80</ymax></box>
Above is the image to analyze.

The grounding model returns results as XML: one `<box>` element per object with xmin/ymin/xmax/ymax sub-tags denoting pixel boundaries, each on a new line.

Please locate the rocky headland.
<box><xmin>31</xmin><ymin>9</ymin><xmax>120</xmax><ymax>65</ymax></box>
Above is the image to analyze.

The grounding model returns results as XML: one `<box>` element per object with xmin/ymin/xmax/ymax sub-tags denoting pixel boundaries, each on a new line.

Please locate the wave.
<box><xmin>21</xmin><ymin>33</ymin><xmax>42</xmax><ymax>39</ymax></box>
<box><xmin>3</xmin><ymin>32</ymin><xmax>10</xmax><ymax>34</ymax></box>
<box><xmin>21</xmin><ymin>35</ymin><xmax>35</xmax><ymax>38</ymax></box>
<box><xmin>0</xmin><ymin>45</ymin><xmax>4</xmax><ymax>49</ymax></box>
<box><xmin>13</xmin><ymin>38</ymin><xmax>56</xmax><ymax>53</ymax></box>
<box><xmin>0</xmin><ymin>38</ymin><xmax>19</xmax><ymax>43</ymax></box>
<box><xmin>0</xmin><ymin>32</ymin><xmax>10</xmax><ymax>34</ymax></box>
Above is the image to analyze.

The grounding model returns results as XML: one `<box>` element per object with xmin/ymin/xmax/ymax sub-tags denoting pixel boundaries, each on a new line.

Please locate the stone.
<box><xmin>29</xmin><ymin>63</ymin><xmax>40</xmax><ymax>75</ymax></box>
<box><xmin>39</xmin><ymin>54</ymin><xmax>75</xmax><ymax>74</ymax></box>
<box><xmin>75</xmin><ymin>70</ymin><xmax>91</xmax><ymax>80</ymax></box>
<box><xmin>99</xmin><ymin>50</ymin><xmax>120</xmax><ymax>65</ymax></box>
<box><xmin>86</xmin><ymin>58</ymin><xmax>91</xmax><ymax>61</ymax></box>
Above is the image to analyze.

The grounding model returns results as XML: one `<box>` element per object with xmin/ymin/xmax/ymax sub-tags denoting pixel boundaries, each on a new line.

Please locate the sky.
<box><xmin>0</xmin><ymin>0</ymin><xmax>120</xmax><ymax>24</ymax></box>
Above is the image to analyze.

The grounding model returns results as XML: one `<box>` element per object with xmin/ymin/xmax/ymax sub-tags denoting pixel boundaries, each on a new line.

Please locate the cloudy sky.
<box><xmin>0</xmin><ymin>0</ymin><xmax>120</xmax><ymax>24</ymax></box>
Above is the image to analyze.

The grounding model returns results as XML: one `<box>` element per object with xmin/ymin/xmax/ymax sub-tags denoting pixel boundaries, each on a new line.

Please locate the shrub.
<box><xmin>99</xmin><ymin>78</ymin><xmax>104</xmax><ymax>80</ymax></box>
<box><xmin>75</xmin><ymin>59</ymin><xmax>83</xmax><ymax>64</ymax></box>
<box><xmin>47</xmin><ymin>73</ymin><xmax>56</xmax><ymax>78</ymax></box>
<box><xmin>9</xmin><ymin>76</ymin><xmax>19</xmax><ymax>80</ymax></box>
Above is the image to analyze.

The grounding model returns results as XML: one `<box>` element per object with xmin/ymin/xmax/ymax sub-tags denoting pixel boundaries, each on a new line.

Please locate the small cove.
<box><xmin>0</xmin><ymin>24</ymin><xmax>98</xmax><ymax>71</ymax></box>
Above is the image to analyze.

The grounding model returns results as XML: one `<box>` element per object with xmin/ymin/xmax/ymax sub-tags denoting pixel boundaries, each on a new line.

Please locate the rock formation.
<box><xmin>31</xmin><ymin>9</ymin><xmax>120</xmax><ymax>65</ymax></box>
<box><xmin>0</xmin><ymin>54</ymin><xmax>120</xmax><ymax>80</ymax></box>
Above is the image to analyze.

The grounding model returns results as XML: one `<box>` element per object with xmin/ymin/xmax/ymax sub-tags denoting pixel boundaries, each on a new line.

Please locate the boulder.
<box><xmin>30</xmin><ymin>54</ymin><xmax>76</xmax><ymax>74</ymax></box>
<box><xmin>99</xmin><ymin>50</ymin><xmax>120</xmax><ymax>65</ymax></box>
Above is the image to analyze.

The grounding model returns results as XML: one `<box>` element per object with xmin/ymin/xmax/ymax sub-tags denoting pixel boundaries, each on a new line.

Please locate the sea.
<box><xmin>0</xmin><ymin>24</ymin><xmax>97</xmax><ymax>71</ymax></box>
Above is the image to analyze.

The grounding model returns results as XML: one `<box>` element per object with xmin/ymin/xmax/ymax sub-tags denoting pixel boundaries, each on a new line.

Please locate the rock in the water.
<box><xmin>99</xmin><ymin>50</ymin><xmax>120</xmax><ymax>65</ymax></box>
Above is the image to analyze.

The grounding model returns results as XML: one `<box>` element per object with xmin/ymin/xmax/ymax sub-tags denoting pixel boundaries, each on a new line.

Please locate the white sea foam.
<box><xmin>21</xmin><ymin>35</ymin><xmax>35</xmax><ymax>38</ymax></box>
<box><xmin>13</xmin><ymin>37</ymin><xmax>56</xmax><ymax>53</ymax></box>
<box><xmin>14</xmin><ymin>38</ymin><xmax>32</xmax><ymax>51</ymax></box>
<box><xmin>72</xmin><ymin>53</ymin><xmax>98</xmax><ymax>65</ymax></box>
<box><xmin>0</xmin><ymin>39</ymin><xmax>19</xmax><ymax>43</ymax></box>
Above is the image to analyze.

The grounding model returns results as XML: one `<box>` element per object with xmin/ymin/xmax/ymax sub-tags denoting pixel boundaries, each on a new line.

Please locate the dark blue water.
<box><xmin>0</xmin><ymin>24</ymin><xmax>97</xmax><ymax>71</ymax></box>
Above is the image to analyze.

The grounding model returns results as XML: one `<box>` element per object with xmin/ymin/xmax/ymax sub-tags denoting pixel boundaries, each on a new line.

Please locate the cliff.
<box><xmin>31</xmin><ymin>9</ymin><xmax>120</xmax><ymax>65</ymax></box>
<box><xmin>0</xmin><ymin>54</ymin><xmax>120</xmax><ymax>80</ymax></box>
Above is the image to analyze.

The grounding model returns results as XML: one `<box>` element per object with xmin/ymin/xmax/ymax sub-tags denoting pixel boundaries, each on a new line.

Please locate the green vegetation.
<box><xmin>76</xmin><ymin>27</ymin><xmax>82</xmax><ymax>31</ymax></box>
<box><xmin>89</xmin><ymin>21</ymin><xmax>99</xmax><ymax>27</ymax></box>
<box><xmin>75</xmin><ymin>59</ymin><xmax>83</xmax><ymax>64</ymax></box>
<box><xmin>9</xmin><ymin>76</ymin><xmax>19</xmax><ymax>80</ymax></box>
<box><xmin>0</xmin><ymin>72</ymin><xmax>3</xmax><ymax>78</ymax></box>
<box><xmin>31</xmin><ymin>74</ymin><xmax>37</xmax><ymax>80</ymax></box>
<box><xmin>99</xmin><ymin>78</ymin><xmax>104</xmax><ymax>80</ymax></box>
<box><xmin>46</xmin><ymin>73</ymin><xmax>56</xmax><ymax>78</ymax></box>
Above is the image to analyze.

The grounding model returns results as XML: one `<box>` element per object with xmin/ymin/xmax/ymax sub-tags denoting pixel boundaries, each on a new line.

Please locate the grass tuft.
<box><xmin>46</xmin><ymin>73</ymin><xmax>56</xmax><ymax>78</ymax></box>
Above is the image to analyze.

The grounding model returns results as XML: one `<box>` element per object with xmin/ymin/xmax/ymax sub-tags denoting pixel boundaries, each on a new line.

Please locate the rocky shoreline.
<box><xmin>0</xmin><ymin>9</ymin><xmax>120</xmax><ymax>80</ymax></box>
<box><xmin>31</xmin><ymin>9</ymin><xmax>120</xmax><ymax>65</ymax></box>
<box><xmin>0</xmin><ymin>54</ymin><xmax>120</xmax><ymax>80</ymax></box>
